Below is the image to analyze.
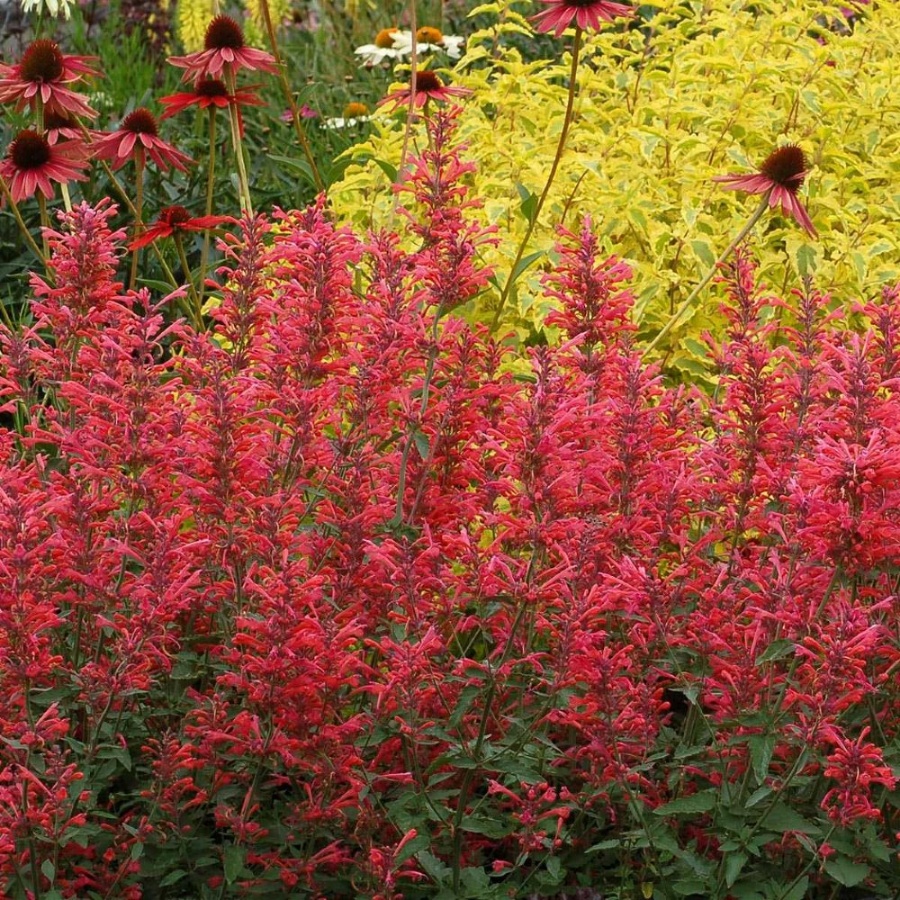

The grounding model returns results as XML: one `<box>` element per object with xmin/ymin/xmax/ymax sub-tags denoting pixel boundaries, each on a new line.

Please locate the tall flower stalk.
<box><xmin>491</xmin><ymin>25</ymin><xmax>583</xmax><ymax>328</ymax></box>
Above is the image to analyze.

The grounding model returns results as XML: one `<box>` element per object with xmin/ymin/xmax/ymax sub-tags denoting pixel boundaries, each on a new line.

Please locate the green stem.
<box><xmin>129</xmin><ymin>151</ymin><xmax>145</xmax><ymax>291</ymax></box>
<box><xmin>257</xmin><ymin>0</ymin><xmax>324</xmax><ymax>192</ymax></box>
<box><xmin>173</xmin><ymin>233</ymin><xmax>203</xmax><ymax>328</ymax></box>
<box><xmin>0</xmin><ymin>176</ymin><xmax>46</xmax><ymax>265</ymax></box>
<box><xmin>643</xmin><ymin>193</ymin><xmax>770</xmax><ymax>356</ymax></box>
<box><xmin>491</xmin><ymin>25</ymin><xmax>583</xmax><ymax>330</ymax></box>
<box><xmin>224</xmin><ymin>70</ymin><xmax>253</xmax><ymax>215</ymax></box>
<box><xmin>199</xmin><ymin>108</ymin><xmax>218</xmax><ymax>306</ymax></box>
<box><xmin>36</xmin><ymin>193</ymin><xmax>50</xmax><ymax>260</ymax></box>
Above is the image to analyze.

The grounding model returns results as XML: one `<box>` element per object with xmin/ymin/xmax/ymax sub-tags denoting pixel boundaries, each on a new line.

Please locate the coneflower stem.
<box><xmin>491</xmin><ymin>25</ymin><xmax>583</xmax><ymax>330</ymax></box>
<box><xmin>224</xmin><ymin>70</ymin><xmax>253</xmax><ymax>215</ymax></box>
<box><xmin>643</xmin><ymin>194</ymin><xmax>770</xmax><ymax>356</ymax></box>
<box><xmin>36</xmin><ymin>194</ymin><xmax>50</xmax><ymax>259</ymax></box>
<box><xmin>257</xmin><ymin>0</ymin><xmax>324</xmax><ymax>192</ymax></box>
<box><xmin>393</xmin><ymin>0</ymin><xmax>419</xmax><ymax>212</ymax></box>
<box><xmin>0</xmin><ymin>176</ymin><xmax>45</xmax><ymax>265</ymax></box>
<box><xmin>129</xmin><ymin>152</ymin><xmax>145</xmax><ymax>291</ymax></box>
<box><xmin>173</xmin><ymin>233</ymin><xmax>203</xmax><ymax>328</ymax></box>
<box><xmin>199</xmin><ymin>109</ymin><xmax>218</xmax><ymax>306</ymax></box>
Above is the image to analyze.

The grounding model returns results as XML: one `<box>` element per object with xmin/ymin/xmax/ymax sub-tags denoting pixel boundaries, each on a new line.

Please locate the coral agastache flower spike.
<box><xmin>129</xmin><ymin>205</ymin><xmax>235</xmax><ymax>249</ymax></box>
<box><xmin>532</xmin><ymin>0</ymin><xmax>634</xmax><ymax>37</ymax></box>
<box><xmin>0</xmin><ymin>129</ymin><xmax>88</xmax><ymax>202</ymax></box>
<box><xmin>168</xmin><ymin>15</ymin><xmax>279</xmax><ymax>83</ymax></box>
<box><xmin>0</xmin><ymin>39</ymin><xmax>98</xmax><ymax>118</ymax></box>
<box><xmin>714</xmin><ymin>144</ymin><xmax>818</xmax><ymax>238</ymax></box>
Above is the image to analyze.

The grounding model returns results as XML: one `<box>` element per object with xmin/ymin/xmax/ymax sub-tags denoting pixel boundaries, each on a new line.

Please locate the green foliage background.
<box><xmin>330</xmin><ymin>0</ymin><xmax>900</xmax><ymax>374</ymax></box>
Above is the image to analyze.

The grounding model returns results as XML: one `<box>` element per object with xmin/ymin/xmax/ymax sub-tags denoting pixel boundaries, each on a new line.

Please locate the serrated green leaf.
<box><xmin>763</xmin><ymin>803</ymin><xmax>821</xmax><ymax>835</ymax></box>
<box><xmin>824</xmin><ymin>856</ymin><xmax>870</xmax><ymax>887</ymax></box>
<box><xmin>159</xmin><ymin>869</ymin><xmax>189</xmax><ymax>887</ymax></box>
<box><xmin>754</xmin><ymin>639</ymin><xmax>794</xmax><ymax>665</ymax></box>
<box><xmin>748</xmin><ymin>734</ymin><xmax>775</xmax><ymax>785</ymax></box>
<box><xmin>224</xmin><ymin>844</ymin><xmax>245</xmax><ymax>884</ymax></box>
<box><xmin>653</xmin><ymin>791</ymin><xmax>717</xmax><ymax>815</ymax></box>
<box><xmin>780</xmin><ymin>876</ymin><xmax>809</xmax><ymax>900</ymax></box>
<box><xmin>724</xmin><ymin>851</ymin><xmax>747</xmax><ymax>887</ymax></box>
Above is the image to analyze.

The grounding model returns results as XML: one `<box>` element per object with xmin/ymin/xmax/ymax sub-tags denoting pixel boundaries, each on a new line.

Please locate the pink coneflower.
<box><xmin>91</xmin><ymin>107</ymin><xmax>192</xmax><ymax>172</ymax></box>
<box><xmin>714</xmin><ymin>144</ymin><xmax>818</xmax><ymax>238</ymax></box>
<box><xmin>159</xmin><ymin>78</ymin><xmax>263</xmax><ymax>118</ymax></box>
<box><xmin>0</xmin><ymin>39</ymin><xmax>97</xmax><ymax>118</ymax></box>
<box><xmin>379</xmin><ymin>70</ymin><xmax>470</xmax><ymax>111</ymax></box>
<box><xmin>532</xmin><ymin>0</ymin><xmax>634</xmax><ymax>37</ymax></box>
<box><xmin>0</xmin><ymin>129</ymin><xmax>88</xmax><ymax>202</ymax></box>
<box><xmin>129</xmin><ymin>205</ymin><xmax>235</xmax><ymax>249</ymax></box>
<box><xmin>168</xmin><ymin>15</ymin><xmax>279</xmax><ymax>83</ymax></box>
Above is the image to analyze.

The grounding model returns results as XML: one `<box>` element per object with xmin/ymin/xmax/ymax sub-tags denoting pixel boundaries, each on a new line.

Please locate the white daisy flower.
<box><xmin>391</xmin><ymin>27</ymin><xmax>465</xmax><ymax>60</ymax></box>
<box><xmin>20</xmin><ymin>0</ymin><xmax>76</xmax><ymax>17</ymax></box>
<box><xmin>355</xmin><ymin>28</ymin><xmax>409</xmax><ymax>67</ymax></box>
<box><xmin>324</xmin><ymin>102</ymin><xmax>371</xmax><ymax>129</ymax></box>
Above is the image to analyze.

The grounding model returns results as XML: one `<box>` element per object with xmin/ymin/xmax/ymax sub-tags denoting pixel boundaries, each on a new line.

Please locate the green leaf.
<box><xmin>224</xmin><ymin>844</ymin><xmax>245</xmax><ymax>885</ymax></box>
<box><xmin>412</xmin><ymin>429</ymin><xmax>430</xmax><ymax>461</ymax></box>
<box><xmin>417</xmin><ymin>849</ymin><xmax>450</xmax><ymax>885</ymax></box>
<box><xmin>653</xmin><ymin>791</ymin><xmax>717</xmax><ymax>815</ymax></box>
<box><xmin>748</xmin><ymin>734</ymin><xmax>775</xmax><ymax>785</ymax></box>
<box><xmin>159</xmin><ymin>869</ymin><xmax>189</xmax><ymax>888</ymax></box>
<box><xmin>764</xmin><ymin>803</ymin><xmax>821</xmax><ymax>835</ymax></box>
<box><xmin>267</xmin><ymin>154</ymin><xmax>317</xmax><ymax>185</ymax></box>
<box><xmin>546</xmin><ymin>855</ymin><xmax>562</xmax><ymax>881</ymax></box>
<box><xmin>510</xmin><ymin>250</ymin><xmax>545</xmax><ymax>284</ymax></box>
<box><xmin>824</xmin><ymin>856</ymin><xmax>870</xmax><ymax>887</ymax></box>
<box><xmin>794</xmin><ymin>243</ymin><xmax>817</xmax><ymax>277</ymax></box>
<box><xmin>744</xmin><ymin>785</ymin><xmax>773</xmax><ymax>808</ymax></box>
<box><xmin>780</xmin><ymin>876</ymin><xmax>809</xmax><ymax>900</ymax></box>
<box><xmin>754</xmin><ymin>639</ymin><xmax>794</xmax><ymax>665</ymax></box>
<box><xmin>586</xmin><ymin>838</ymin><xmax>621</xmax><ymax>853</ymax></box>
<box><xmin>724</xmin><ymin>851</ymin><xmax>747</xmax><ymax>887</ymax></box>
<box><xmin>516</xmin><ymin>183</ymin><xmax>539</xmax><ymax>225</ymax></box>
<box><xmin>460</xmin><ymin>815</ymin><xmax>510</xmax><ymax>838</ymax></box>
<box><xmin>41</xmin><ymin>859</ymin><xmax>55</xmax><ymax>883</ymax></box>
<box><xmin>691</xmin><ymin>239</ymin><xmax>716</xmax><ymax>268</ymax></box>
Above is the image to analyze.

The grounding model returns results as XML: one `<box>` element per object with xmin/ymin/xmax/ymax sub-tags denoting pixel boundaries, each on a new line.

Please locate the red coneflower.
<box><xmin>714</xmin><ymin>144</ymin><xmax>818</xmax><ymax>238</ymax></box>
<box><xmin>0</xmin><ymin>39</ymin><xmax>98</xmax><ymax>118</ymax></box>
<box><xmin>129</xmin><ymin>205</ymin><xmax>235</xmax><ymax>249</ymax></box>
<box><xmin>168</xmin><ymin>15</ymin><xmax>279</xmax><ymax>83</ymax></box>
<box><xmin>159</xmin><ymin>78</ymin><xmax>263</xmax><ymax>118</ymax></box>
<box><xmin>92</xmin><ymin>107</ymin><xmax>193</xmax><ymax>172</ymax></box>
<box><xmin>0</xmin><ymin>129</ymin><xmax>88</xmax><ymax>202</ymax></box>
<box><xmin>379</xmin><ymin>70</ymin><xmax>470</xmax><ymax>111</ymax></box>
<box><xmin>532</xmin><ymin>0</ymin><xmax>634</xmax><ymax>37</ymax></box>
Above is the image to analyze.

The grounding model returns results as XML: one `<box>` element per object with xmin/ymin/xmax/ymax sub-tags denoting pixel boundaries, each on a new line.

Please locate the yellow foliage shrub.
<box><xmin>329</xmin><ymin>0</ymin><xmax>900</xmax><ymax>372</ymax></box>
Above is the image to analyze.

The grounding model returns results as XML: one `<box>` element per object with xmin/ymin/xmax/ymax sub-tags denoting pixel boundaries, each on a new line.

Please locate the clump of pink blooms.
<box><xmin>0</xmin><ymin>111</ymin><xmax>896</xmax><ymax>898</ymax></box>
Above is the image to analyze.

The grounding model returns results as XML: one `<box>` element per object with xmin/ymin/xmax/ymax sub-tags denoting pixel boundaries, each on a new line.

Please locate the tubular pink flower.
<box><xmin>532</xmin><ymin>0</ymin><xmax>634</xmax><ymax>37</ymax></box>
<box><xmin>714</xmin><ymin>144</ymin><xmax>818</xmax><ymax>238</ymax></box>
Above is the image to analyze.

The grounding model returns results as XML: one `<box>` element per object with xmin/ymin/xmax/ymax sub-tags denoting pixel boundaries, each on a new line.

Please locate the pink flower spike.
<box><xmin>532</xmin><ymin>0</ymin><xmax>634</xmax><ymax>37</ymax></box>
<box><xmin>714</xmin><ymin>144</ymin><xmax>818</xmax><ymax>238</ymax></box>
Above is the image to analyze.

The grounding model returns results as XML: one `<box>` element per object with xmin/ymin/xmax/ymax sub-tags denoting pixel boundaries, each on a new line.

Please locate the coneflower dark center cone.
<box><xmin>415</xmin><ymin>71</ymin><xmax>443</xmax><ymax>92</ymax></box>
<box><xmin>121</xmin><ymin>108</ymin><xmax>158</xmax><ymax>136</ymax></box>
<box><xmin>10</xmin><ymin>131</ymin><xmax>51</xmax><ymax>170</ymax></box>
<box><xmin>205</xmin><ymin>15</ymin><xmax>245</xmax><ymax>51</ymax></box>
<box><xmin>760</xmin><ymin>144</ymin><xmax>807</xmax><ymax>193</ymax></box>
<box><xmin>20</xmin><ymin>40</ymin><xmax>64</xmax><ymax>83</ymax></box>
<box><xmin>196</xmin><ymin>79</ymin><xmax>228</xmax><ymax>98</ymax></box>
<box><xmin>159</xmin><ymin>206</ymin><xmax>191</xmax><ymax>226</ymax></box>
